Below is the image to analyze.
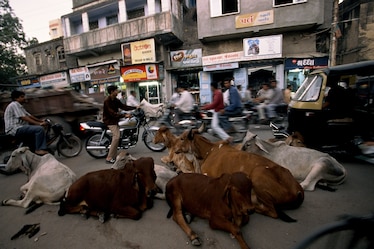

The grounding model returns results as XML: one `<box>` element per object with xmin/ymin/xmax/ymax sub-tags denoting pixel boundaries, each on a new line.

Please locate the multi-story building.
<box><xmin>21</xmin><ymin>0</ymin><xmax>373</xmax><ymax>104</ymax></box>
<box><xmin>337</xmin><ymin>0</ymin><xmax>374</xmax><ymax>64</ymax></box>
<box><xmin>60</xmin><ymin>0</ymin><xmax>190</xmax><ymax>103</ymax></box>
<box><xmin>193</xmin><ymin>0</ymin><xmax>333</xmax><ymax>101</ymax></box>
<box><xmin>21</xmin><ymin>37</ymin><xmax>77</xmax><ymax>89</ymax></box>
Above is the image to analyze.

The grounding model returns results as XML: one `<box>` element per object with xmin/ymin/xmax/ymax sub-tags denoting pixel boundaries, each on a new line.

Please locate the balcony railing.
<box><xmin>64</xmin><ymin>11</ymin><xmax>183</xmax><ymax>56</ymax></box>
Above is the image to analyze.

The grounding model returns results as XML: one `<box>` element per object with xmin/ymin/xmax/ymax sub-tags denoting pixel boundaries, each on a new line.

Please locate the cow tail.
<box><xmin>167</xmin><ymin>208</ymin><xmax>173</xmax><ymax>219</ymax></box>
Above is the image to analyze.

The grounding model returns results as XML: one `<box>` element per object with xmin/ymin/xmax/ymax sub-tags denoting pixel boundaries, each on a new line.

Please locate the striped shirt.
<box><xmin>4</xmin><ymin>101</ymin><xmax>30</xmax><ymax>136</ymax></box>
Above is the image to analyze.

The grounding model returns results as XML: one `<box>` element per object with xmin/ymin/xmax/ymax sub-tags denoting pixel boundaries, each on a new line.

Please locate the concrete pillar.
<box><xmin>161</xmin><ymin>0</ymin><xmax>170</xmax><ymax>11</ymax></box>
<box><xmin>118</xmin><ymin>0</ymin><xmax>127</xmax><ymax>23</ymax></box>
<box><xmin>147</xmin><ymin>0</ymin><xmax>156</xmax><ymax>15</ymax></box>
<box><xmin>82</xmin><ymin>12</ymin><xmax>89</xmax><ymax>32</ymax></box>
<box><xmin>63</xmin><ymin>17</ymin><xmax>71</xmax><ymax>37</ymax></box>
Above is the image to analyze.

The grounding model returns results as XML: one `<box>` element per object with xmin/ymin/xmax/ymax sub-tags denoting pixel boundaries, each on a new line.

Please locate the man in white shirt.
<box><xmin>172</xmin><ymin>83</ymin><xmax>195</xmax><ymax>124</ymax></box>
<box><xmin>126</xmin><ymin>90</ymin><xmax>140</xmax><ymax>107</ymax></box>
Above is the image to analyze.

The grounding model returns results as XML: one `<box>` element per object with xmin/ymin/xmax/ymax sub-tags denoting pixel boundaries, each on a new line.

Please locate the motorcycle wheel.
<box><xmin>85</xmin><ymin>133</ymin><xmax>111</xmax><ymax>158</ymax></box>
<box><xmin>143</xmin><ymin>129</ymin><xmax>166</xmax><ymax>152</ymax></box>
<box><xmin>57</xmin><ymin>135</ymin><xmax>82</xmax><ymax>158</ymax></box>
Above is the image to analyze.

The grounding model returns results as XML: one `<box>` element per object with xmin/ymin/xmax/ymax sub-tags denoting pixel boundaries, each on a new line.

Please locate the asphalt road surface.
<box><xmin>1</xmin><ymin>125</ymin><xmax>373</xmax><ymax>249</ymax></box>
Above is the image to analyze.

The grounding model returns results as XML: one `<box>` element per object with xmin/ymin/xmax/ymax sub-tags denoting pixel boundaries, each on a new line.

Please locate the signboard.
<box><xmin>203</xmin><ymin>62</ymin><xmax>239</xmax><ymax>71</ymax></box>
<box><xmin>202</xmin><ymin>51</ymin><xmax>243</xmax><ymax>66</ymax></box>
<box><xmin>69</xmin><ymin>67</ymin><xmax>91</xmax><ymax>83</ymax></box>
<box><xmin>235</xmin><ymin>10</ymin><xmax>274</xmax><ymax>29</ymax></box>
<box><xmin>284</xmin><ymin>57</ymin><xmax>329</xmax><ymax>70</ymax></box>
<box><xmin>40</xmin><ymin>72</ymin><xmax>69</xmax><ymax>89</ymax></box>
<box><xmin>170</xmin><ymin>49</ymin><xmax>202</xmax><ymax>68</ymax></box>
<box><xmin>121</xmin><ymin>64</ymin><xmax>158</xmax><ymax>82</ymax></box>
<box><xmin>121</xmin><ymin>39</ymin><xmax>156</xmax><ymax>65</ymax></box>
<box><xmin>243</xmin><ymin>34</ymin><xmax>282</xmax><ymax>60</ymax></box>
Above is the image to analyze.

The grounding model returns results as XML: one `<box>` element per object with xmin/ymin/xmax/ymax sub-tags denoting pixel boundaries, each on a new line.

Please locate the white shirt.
<box><xmin>174</xmin><ymin>90</ymin><xmax>194</xmax><ymax>113</ymax></box>
<box><xmin>126</xmin><ymin>94</ymin><xmax>140</xmax><ymax>107</ymax></box>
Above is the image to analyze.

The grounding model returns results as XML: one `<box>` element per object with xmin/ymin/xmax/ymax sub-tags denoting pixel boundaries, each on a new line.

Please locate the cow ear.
<box><xmin>133</xmin><ymin>173</ymin><xmax>139</xmax><ymax>190</ymax></box>
<box><xmin>255</xmin><ymin>139</ymin><xmax>270</xmax><ymax>154</ymax></box>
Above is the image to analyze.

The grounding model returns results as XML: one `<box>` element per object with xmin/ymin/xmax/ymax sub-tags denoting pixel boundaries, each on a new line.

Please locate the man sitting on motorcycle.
<box><xmin>103</xmin><ymin>85</ymin><xmax>136</xmax><ymax>164</ymax></box>
<box><xmin>201</xmin><ymin>81</ymin><xmax>232</xmax><ymax>143</ymax></box>
<box><xmin>219</xmin><ymin>78</ymin><xmax>243</xmax><ymax>134</ymax></box>
<box><xmin>171</xmin><ymin>83</ymin><xmax>195</xmax><ymax>125</ymax></box>
<box><xmin>4</xmin><ymin>90</ymin><xmax>49</xmax><ymax>155</ymax></box>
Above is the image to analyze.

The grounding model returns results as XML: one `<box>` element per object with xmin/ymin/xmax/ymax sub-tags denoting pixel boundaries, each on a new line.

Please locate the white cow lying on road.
<box><xmin>112</xmin><ymin>151</ymin><xmax>178</xmax><ymax>199</ymax></box>
<box><xmin>240</xmin><ymin>131</ymin><xmax>347</xmax><ymax>191</ymax></box>
<box><xmin>2</xmin><ymin>147</ymin><xmax>76</xmax><ymax>208</ymax></box>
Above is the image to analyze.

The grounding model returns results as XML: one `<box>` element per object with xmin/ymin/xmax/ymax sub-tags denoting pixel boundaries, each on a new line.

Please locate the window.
<box><xmin>274</xmin><ymin>0</ymin><xmax>307</xmax><ymax>7</ymax></box>
<box><xmin>106</xmin><ymin>15</ymin><xmax>118</xmax><ymax>25</ymax></box>
<box><xmin>127</xmin><ymin>8</ymin><xmax>145</xmax><ymax>20</ymax></box>
<box><xmin>293</xmin><ymin>75</ymin><xmax>322</xmax><ymax>102</ymax></box>
<box><xmin>57</xmin><ymin>46</ymin><xmax>65</xmax><ymax>61</ymax></box>
<box><xmin>210</xmin><ymin>0</ymin><xmax>239</xmax><ymax>17</ymax></box>
<box><xmin>89</xmin><ymin>20</ymin><xmax>98</xmax><ymax>30</ymax></box>
<box><xmin>34</xmin><ymin>53</ymin><xmax>42</xmax><ymax>66</ymax></box>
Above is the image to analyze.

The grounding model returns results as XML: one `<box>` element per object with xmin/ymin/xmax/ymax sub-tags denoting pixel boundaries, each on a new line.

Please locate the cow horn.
<box><xmin>197</xmin><ymin>122</ymin><xmax>205</xmax><ymax>134</ymax></box>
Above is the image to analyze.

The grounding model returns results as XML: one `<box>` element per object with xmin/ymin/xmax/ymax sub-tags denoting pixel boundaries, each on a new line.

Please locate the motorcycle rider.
<box><xmin>103</xmin><ymin>85</ymin><xmax>136</xmax><ymax>164</ymax></box>
<box><xmin>4</xmin><ymin>90</ymin><xmax>49</xmax><ymax>156</ymax></box>
<box><xmin>201</xmin><ymin>81</ymin><xmax>232</xmax><ymax>143</ymax></box>
<box><xmin>172</xmin><ymin>83</ymin><xmax>195</xmax><ymax>126</ymax></box>
<box><xmin>219</xmin><ymin>78</ymin><xmax>243</xmax><ymax>134</ymax></box>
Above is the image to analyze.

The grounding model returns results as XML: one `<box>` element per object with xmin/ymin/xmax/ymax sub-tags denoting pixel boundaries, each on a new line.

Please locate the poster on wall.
<box><xmin>170</xmin><ymin>49</ymin><xmax>202</xmax><ymax>68</ymax></box>
<box><xmin>243</xmin><ymin>34</ymin><xmax>282</xmax><ymax>60</ymax></box>
<box><xmin>121</xmin><ymin>39</ymin><xmax>156</xmax><ymax>65</ymax></box>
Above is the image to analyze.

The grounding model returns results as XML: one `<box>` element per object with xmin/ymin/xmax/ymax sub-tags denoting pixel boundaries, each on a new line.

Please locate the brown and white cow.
<box><xmin>166</xmin><ymin>172</ymin><xmax>254</xmax><ymax>249</ymax></box>
<box><xmin>58</xmin><ymin>157</ymin><xmax>159</xmax><ymax>222</ymax></box>
<box><xmin>174</xmin><ymin>129</ymin><xmax>304</xmax><ymax>222</ymax></box>
<box><xmin>154</xmin><ymin>126</ymin><xmax>200</xmax><ymax>173</ymax></box>
<box><xmin>2</xmin><ymin>147</ymin><xmax>76</xmax><ymax>211</ymax></box>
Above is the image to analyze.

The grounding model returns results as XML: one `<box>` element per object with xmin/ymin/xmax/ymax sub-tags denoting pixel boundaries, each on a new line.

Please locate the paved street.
<box><xmin>1</xmin><ymin>125</ymin><xmax>374</xmax><ymax>249</ymax></box>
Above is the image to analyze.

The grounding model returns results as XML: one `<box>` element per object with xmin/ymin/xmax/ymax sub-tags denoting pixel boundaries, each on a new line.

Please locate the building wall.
<box><xmin>24</xmin><ymin>38</ymin><xmax>77</xmax><ymax>75</ymax></box>
<box><xmin>197</xmin><ymin>0</ymin><xmax>331</xmax><ymax>42</ymax></box>
<box><xmin>339</xmin><ymin>1</ymin><xmax>374</xmax><ymax>64</ymax></box>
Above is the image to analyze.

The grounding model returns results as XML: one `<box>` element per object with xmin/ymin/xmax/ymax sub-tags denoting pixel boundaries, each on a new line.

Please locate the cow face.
<box><xmin>5</xmin><ymin>147</ymin><xmax>30</xmax><ymax>173</ymax></box>
<box><xmin>153</xmin><ymin>126</ymin><xmax>171</xmax><ymax>145</ymax></box>
<box><xmin>112</xmin><ymin>151</ymin><xmax>136</xmax><ymax>169</ymax></box>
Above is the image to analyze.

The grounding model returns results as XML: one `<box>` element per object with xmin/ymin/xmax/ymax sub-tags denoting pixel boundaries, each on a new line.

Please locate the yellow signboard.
<box><xmin>235</xmin><ymin>10</ymin><xmax>274</xmax><ymax>29</ymax></box>
<box><xmin>130</xmin><ymin>39</ymin><xmax>156</xmax><ymax>64</ymax></box>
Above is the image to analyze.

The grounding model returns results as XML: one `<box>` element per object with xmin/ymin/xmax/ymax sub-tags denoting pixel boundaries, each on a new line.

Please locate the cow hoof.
<box><xmin>2</xmin><ymin>200</ymin><xmax>8</xmax><ymax>206</ymax></box>
<box><xmin>185</xmin><ymin>213</ymin><xmax>192</xmax><ymax>224</ymax></box>
<box><xmin>98</xmin><ymin>213</ymin><xmax>106</xmax><ymax>223</ymax></box>
<box><xmin>191</xmin><ymin>238</ymin><xmax>201</xmax><ymax>246</ymax></box>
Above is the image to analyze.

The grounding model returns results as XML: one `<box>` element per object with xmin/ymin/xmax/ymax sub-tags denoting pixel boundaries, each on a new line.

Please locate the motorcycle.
<box><xmin>156</xmin><ymin>104</ymin><xmax>203</xmax><ymax>134</ymax></box>
<box><xmin>80</xmin><ymin>108</ymin><xmax>166</xmax><ymax>159</ymax></box>
<box><xmin>0</xmin><ymin>119</ymin><xmax>82</xmax><ymax>166</ymax></box>
<box><xmin>200</xmin><ymin>109</ymin><xmax>249</xmax><ymax>143</ymax></box>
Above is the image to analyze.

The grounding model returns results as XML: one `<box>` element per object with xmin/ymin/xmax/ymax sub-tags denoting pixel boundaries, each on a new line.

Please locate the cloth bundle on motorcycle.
<box><xmin>118</xmin><ymin>117</ymin><xmax>137</xmax><ymax>127</ymax></box>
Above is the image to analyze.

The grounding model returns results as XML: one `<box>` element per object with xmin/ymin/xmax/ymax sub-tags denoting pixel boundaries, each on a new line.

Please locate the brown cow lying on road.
<box><xmin>174</xmin><ymin>128</ymin><xmax>304</xmax><ymax>222</ymax></box>
<box><xmin>58</xmin><ymin>157</ymin><xmax>159</xmax><ymax>222</ymax></box>
<box><xmin>166</xmin><ymin>172</ymin><xmax>254</xmax><ymax>249</ymax></box>
<box><xmin>154</xmin><ymin>126</ymin><xmax>200</xmax><ymax>173</ymax></box>
<box><xmin>112</xmin><ymin>151</ymin><xmax>177</xmax><ymax>200</ymax></box>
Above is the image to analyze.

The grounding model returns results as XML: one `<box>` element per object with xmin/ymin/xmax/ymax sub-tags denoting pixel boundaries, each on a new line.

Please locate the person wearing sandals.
<box><xmin>103</xmin><ymin>85</ymin><xmax>136</xmax><ymax>164</ymax></box>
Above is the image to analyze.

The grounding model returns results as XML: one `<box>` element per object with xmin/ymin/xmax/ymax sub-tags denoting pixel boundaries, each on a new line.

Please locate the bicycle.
<box><xmin>292</xmin><ymin>213</ymin><xmax>374</xmax><ymax>249</ymax></box>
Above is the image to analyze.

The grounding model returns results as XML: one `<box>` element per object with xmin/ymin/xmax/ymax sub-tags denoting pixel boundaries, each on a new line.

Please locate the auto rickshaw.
<box><xmin>272</xmin><ymin>60</ymin><xmax>374</xmax><ymax>163</ymax></box>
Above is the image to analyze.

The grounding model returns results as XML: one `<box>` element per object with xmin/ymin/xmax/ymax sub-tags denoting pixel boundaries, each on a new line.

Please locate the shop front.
<box><xmin>120</xmin><ymin>64</ymin><xmax>162</xmax><ymax>104</ymax></box>
<box><xmin>120</xmin><ymin>38</ymin><xmax>162</xmax><ymax>104</ymax></box>
<box><xmin>169</xmin><ymin>49</ymin><xmax>203</xmax><ymax>103</ymax></box>
<box><xmin>284</xmin><ymin>57</ymin><xmax>329</xmax><ymax>92</ymax></box>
